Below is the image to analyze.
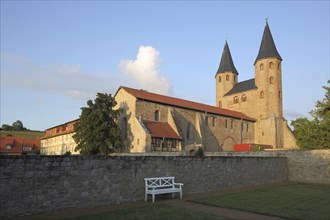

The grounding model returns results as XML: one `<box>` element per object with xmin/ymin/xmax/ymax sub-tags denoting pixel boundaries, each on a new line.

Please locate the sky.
<box><xmin>1</xmin><ymin>1</ymin><xmax>329</xmax><ymax>131</ymax></box>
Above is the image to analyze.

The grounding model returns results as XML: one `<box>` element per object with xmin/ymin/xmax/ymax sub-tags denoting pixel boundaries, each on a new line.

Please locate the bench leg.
<box><xmin>145</xmin><ymin>192</ymin><xmax>147</xmax><ymax>202</ymax></box>
<box><xmin>180</xmin><ymin>190</ymin><xmax>182</xmax><ymax>199</ymax></box>
<box><xmin>152</xmin><ymin>193</ymin><xmax>155</xmax><ymax>203</ymax></box>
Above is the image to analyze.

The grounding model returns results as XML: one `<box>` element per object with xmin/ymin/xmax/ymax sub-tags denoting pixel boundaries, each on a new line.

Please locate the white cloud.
<box><xmin>119</xmin><ymin>46</ymin><xmax>172</xmax><ymax>95</ymax></box>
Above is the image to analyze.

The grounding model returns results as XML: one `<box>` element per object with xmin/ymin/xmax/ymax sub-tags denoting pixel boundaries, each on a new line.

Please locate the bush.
<box><xmin>194</xmin><ymin>147</ymin><xmax>204</xmax><ymax>157</ymax></box>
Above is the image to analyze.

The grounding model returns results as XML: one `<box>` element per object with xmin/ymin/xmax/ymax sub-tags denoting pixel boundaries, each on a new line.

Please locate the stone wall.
<box><xmin>206</xmin><ymin>149</ymin><xmax>330</xmax><ymax>184</ymax></box>
<box><xmin>0</xmin><ymin>155</ymin><xmax>286</xmax><ymax>218</ymax></box>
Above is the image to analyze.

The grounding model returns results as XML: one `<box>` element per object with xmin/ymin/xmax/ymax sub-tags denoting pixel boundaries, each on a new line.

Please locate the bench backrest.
<box><xmin>144</xmin><ymin>177</ymin><xmax>175</xmax><ymax>188</ymax></box>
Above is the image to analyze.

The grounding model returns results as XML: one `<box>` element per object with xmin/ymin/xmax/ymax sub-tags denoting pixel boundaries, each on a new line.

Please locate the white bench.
<box><xmin>144</xmin><ymin>177</ymin><xmax>183</xmax><ymax>203</ymax></box>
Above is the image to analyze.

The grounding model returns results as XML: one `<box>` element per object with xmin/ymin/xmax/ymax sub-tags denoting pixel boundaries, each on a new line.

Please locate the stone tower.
<box><xmin>215</xmin><ymin>41</ymin><xmax>238</xmax><ymax>108</ymax></box>
<box><xmin>214</xmin><ymin>21</ymin><xmax>297</xmax><ymax>149</ymax></box>
<box><xmin>254</xmin><ymin>20</ymin><xmax>283</xmax><ymax>119</ymax></box>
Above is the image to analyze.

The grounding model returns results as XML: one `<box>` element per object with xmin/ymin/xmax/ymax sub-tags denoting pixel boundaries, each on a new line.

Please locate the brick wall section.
<box><xmin>0</xmin><ymin>155</ymin><xmax>286</xmax><ymax>218</ymax></box>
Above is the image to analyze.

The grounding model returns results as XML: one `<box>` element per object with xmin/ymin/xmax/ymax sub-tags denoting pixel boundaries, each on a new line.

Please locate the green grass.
<box><xmin>192</xmin><ymin>183</ymin><xmax>330</xmax><ymax>220</ymax></box>
<box><xmin>63</xmin><ymin>203</ymin><xmax>233</xmax><ymax>220</ymax></box>
<box><xmin>0</xmin><ymin>130</ymin><xmax>45</xmax><ymax>138</ymax></box>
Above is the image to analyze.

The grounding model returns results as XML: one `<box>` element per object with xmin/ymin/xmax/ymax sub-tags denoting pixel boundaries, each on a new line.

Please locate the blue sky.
<box><xmin>1</xmin><ymin>1</ymin><xmax>329</xmax><ymax>131</ymax></box>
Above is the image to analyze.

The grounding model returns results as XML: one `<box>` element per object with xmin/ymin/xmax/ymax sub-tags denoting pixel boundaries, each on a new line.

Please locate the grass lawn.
<box><xmin>192</xmin><ymin>183</ymin><xmax>330</xmax><ymax>220</ymax></box>
<box><xmin>63</xmin><ymin>203</ymin><xmax>233</xmax><ymax>220</ymax></box>
<box><xmin>0</xmin><ymin>130</ymin><xmax>45</xmax><ymax>138</ymax></box>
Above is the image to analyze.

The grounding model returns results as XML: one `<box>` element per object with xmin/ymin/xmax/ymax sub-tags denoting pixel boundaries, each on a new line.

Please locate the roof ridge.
<box><xmin>120</xmin><ymin>86</ymin><xmax>255</xmax><ymax>121</ymax></box>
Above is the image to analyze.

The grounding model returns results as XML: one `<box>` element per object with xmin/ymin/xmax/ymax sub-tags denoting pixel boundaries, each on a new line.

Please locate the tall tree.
<box><xmin>291</xmin><ymin>80</ymin><xmax>330</xmax><ymax>149</ymax></box>
<box><xmin>12</xmin><ymin>120</ymin><xmax>25</xmax><ymax>131</ymax></box>
<box><xmin>73</xmin><ymin>93</ymin><xmax>121</xmax><ymax>155</ymax></box>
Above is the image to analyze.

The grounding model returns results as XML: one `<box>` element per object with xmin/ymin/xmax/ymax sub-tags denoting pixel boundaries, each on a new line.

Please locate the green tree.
<box><xmin>1</xmin><ymin>124</ymin><xmax>13</xmax><ymax>131</ymax></box>
<box><xmin>291</xmin><ymin>80</ymin><xmax>330</xmax><ymax>149</ymax></box>
<box><xmin>73</xmin><ymin>93</ymin><xmax>121</xmax><ymax>155</ymax></box>
<box><xmin>12</xmin><ymin>120</ymin><xmax>26</xmax><ymax>131</ymax></box>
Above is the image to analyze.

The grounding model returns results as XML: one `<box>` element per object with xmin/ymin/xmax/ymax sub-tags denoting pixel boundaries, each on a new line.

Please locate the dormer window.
<box><xmin>5</xmin><ymin>144</ymin><xmax>12</xmax><ymax>149</ymax></box>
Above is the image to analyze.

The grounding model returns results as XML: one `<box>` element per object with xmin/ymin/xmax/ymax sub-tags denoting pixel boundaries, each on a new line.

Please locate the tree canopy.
<box><xmin>73</xmin><ymin>93</ymin><xmax>121</xmax><ymax>155</ymax></box>
<box><xmin>291</xmin><ymin>80</ymin><xmax>330</xmax><ymax>149</ymax></box>
<box><xmin>1</xmin><ymin>120</ymin><xmax>27</xmax><ymax>131</ymax></box>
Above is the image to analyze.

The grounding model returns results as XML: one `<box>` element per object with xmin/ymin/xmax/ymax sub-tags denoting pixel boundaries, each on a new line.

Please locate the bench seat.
<box><xmin>144</xmin><ymin>177</ymin><xmax>183</xmax><ymax>203</ymax></box>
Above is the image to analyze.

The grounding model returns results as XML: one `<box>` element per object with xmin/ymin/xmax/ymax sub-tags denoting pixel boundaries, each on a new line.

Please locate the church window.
<box><xmin>231</xmin><ymin>120</ymin><xmax>234</xmax><ymax>129</ymax></box>
<box><xmin>186</xmin><ymin>122</ymin><xmax>191</xmax><ymax>139</ymax></box>
<box><xmin>241</xmin><ymin>94</ymin><xmax>247</xmax><ymax>102</ymax></box>
<box><xmin>212</xmin><ymin>117</ymin><xmax>216</xmax><ymax>127</ymax></box>
<box><xmin>225</xmin><ymin>119</ymin><xmax>228</xmax><ymax>128</ymax></box>
<box><xmin>279</xmin><ymin>90</ymin><xmax>282</xmax><ymax>98</ymax></box>
<box><xmin>278</xmin><ymin>63</ymin><xmax>280</xmax><ymax>70</ymax></box>
<box><xmin>260</xmin><ymin>91</ymin><xmax>264</xmax><ymax>99</ymax></box>
<box><xmin>260</xmin><ymin>63</ymin><xmax>264</xmax><ymax>70</ymax></box>
<box><xmin>219</xmin><ymin>101</ymin><xmax>222</xmax><ymax>107</ymax></box>
<box><xmin>270</xmin><ymin>77</ymin><xmax>274</xmax><ymax>84</ymax></box>
<box><xmin>206</xmin><ymin>116</ymin><xmax>209</xmax><ymax>126</ymax></box>
<box><xmin>269</xmin><ymin>62</ymin><xmax>274</xmax><ymax>69</ymax></box>
<box><xmin>233</xmin><ymin>96</ymin><xmax>239</xmax><ymax>104</ymax></box>
<box><xmin>154</xmin><ymin>110</ymin><xmax>159</xmax><ymax>121</ymax></box>
<box><xmin>246</xmin><ymin>123</ymin><xmax>249</xmax><ymax>132</ymax></box>
<box><xmin>226</xmin><ymin>74</ymin><xmax>229</xmax><ymax>81</ymax></box>
<box><xmin>218</xmin><ymin>76</ymin><xmax>221</xmax><ymax>82</ymax></box>
<box><xmin>233</xmin><ymin>75</ymin><xmax>236</xmax><ymax>81</ymax></box>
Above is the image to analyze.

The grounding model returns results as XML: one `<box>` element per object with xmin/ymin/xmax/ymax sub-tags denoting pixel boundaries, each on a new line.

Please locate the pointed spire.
<box><xmin>254</xmin><ymin>20</ymin><xmax>282</xmax><ymax>64</ymax></box>
<box><xmin>216</xmin><ymin>40</ymin><xmax>239</xmax><ymax>75</ymax></box>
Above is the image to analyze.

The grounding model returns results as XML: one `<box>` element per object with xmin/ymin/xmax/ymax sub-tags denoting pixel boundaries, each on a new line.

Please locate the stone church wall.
<box><xmin>134</xmin><ymin>100</ymin><xmax>255</xmax><ymax>151</ymax></box>
<box><xmin>0</xmin><ymin>155</ymin><xmax>287</xmax><ymax>218</ymax></box>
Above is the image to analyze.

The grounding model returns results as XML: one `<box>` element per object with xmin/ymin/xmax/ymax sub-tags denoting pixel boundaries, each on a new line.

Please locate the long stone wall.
<box><xmin>0</xmin><ymin>155</ymin><xmax>287</xmax><ymax>218</ymax></box>
<box><xmin>206</xmin><ymin>149</ymin><xmax>330</xmax><ymax>184</ymax></box>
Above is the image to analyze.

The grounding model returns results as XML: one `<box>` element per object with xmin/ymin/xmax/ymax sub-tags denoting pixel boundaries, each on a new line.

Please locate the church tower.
<box><xmin>215</xmin><ymin>41</ymin><xmax>238</xmax><ymax>108</ymax></box>
<box><xmin>254</xmin><ymin>20</ymin><xmax>283</xmax><ymax>118</ymax></box>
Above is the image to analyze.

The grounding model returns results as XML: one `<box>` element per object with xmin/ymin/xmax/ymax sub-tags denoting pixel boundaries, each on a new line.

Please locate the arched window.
<box><xmin>241</xmin><ymin>94</ymin><xmax>247</xmax><ymax>102</ymax></box>
<box><xmin>233</xmin><ymin>75</ymin><xmax>236</xmax><ymax>81</ymax></box>
<box><xmin>122</xmin><ymin>117</ymin><xmax>128</xmax><ymax>139</ymax></box>
<box><xmin>278</xmin><ymin>63</ymin><xmax>280</xmax><ymax>70</ymax></box>
<box><xmin>218</xmin><ymin>76</ymin><xmax>221</xmax><ymax>82</ymax></box>
<box><xmin>233</xmin><ymin>96</ymin><xmax>239</xmax><ymax>104</ymax></box>
<box><xmin>270</xmin><ymin>76</ymin><xmax>274</xmax><ymax>84</ymax></box>
<box><xmin>212</xmin><ymin>117</ymin><xmax>216</xmax><ymax>127</ymax></box>
<box><xmin>260</xmin><ymin>63</ymin><xmax>264</xmax><ymax>70</ymax></box>
<box><xmin>230</xmin><ymin>120</ymin><xmax>234</xmax><ymax>129</ymax></box>
<box><xmin>226</xmin><ymin>74</ymin><xmax>229</xmax><ymax>81</ymax></box>
<box><xmin>269</xmin><ymin>62</ymin><xmax>274</xmax><ymax>69</ymax></box>
<box><xmin>154</xmin><ymin>110</ymin><xmax>159</xmax><ymax>121</ymax></box>
<box><xmin>260</xmin><ymin>91</ymin><xmax>264</xmax><ymax>99</ymax></box>
<box><xmin>219</xmin><ymin>101</ymin><xmax>222</xmax><ymax>107</ymax></box>
<box><xmin>279</xmin><ymin>90</ymin><xmax>282</xmax><ymax>98</ymax></box>
<box><xmin>186</xmin><ymin>122</ymin><xmax>191</xmax><ymax>139</ymax></box>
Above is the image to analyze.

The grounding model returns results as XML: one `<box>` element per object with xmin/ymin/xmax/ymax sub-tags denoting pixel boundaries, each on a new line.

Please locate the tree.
<box><xmin>73</xmin><ymin>93</ymin><xmax>122</xmax><ymax>155</ymax></box>
<box><xmin>12</xmin><ymin>120</ymin><xmax>26</xmax><ymax>131</ymax></box>
<box><xmin>291</xmin><ymin>80</ymin><xmax>330</xmax><ymax>149</ymax></box>
<box><xmin>1</xmin><ymin>124</ymin><xmax>12</xmax><ymax>131</ymax></box>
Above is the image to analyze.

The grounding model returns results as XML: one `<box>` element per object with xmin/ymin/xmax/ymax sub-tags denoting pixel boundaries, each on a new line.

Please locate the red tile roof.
<box><xmin>0</xmin><ymin>136</ymin><xmax>40</xmax><ymax>155</ymax></box>
<box><xmin>143</xmin><ymin>120</ymin><xmax>181</xmax><ymax>140</ymax></box>
<box><xmin>119</xmin><ymin>86</ymin><xmax>255</xmax><ymax>121</ymax></box>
